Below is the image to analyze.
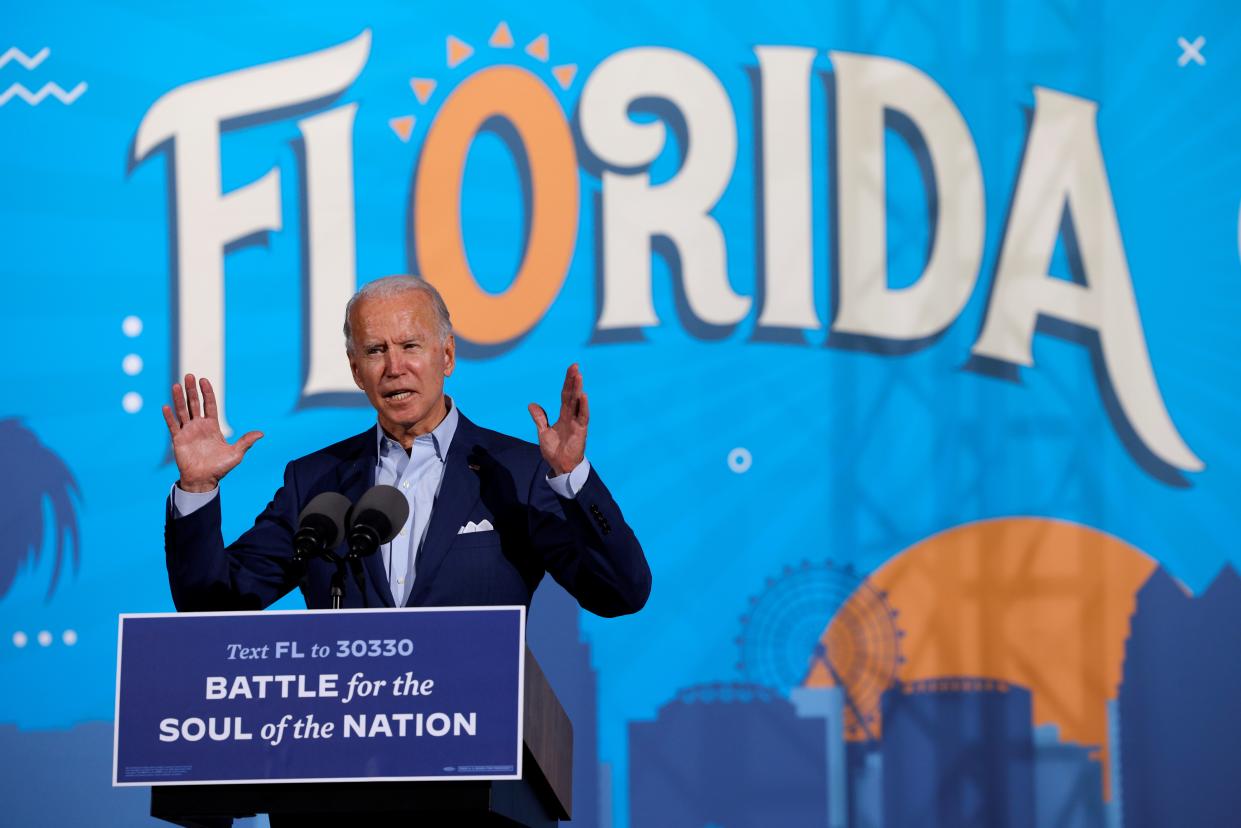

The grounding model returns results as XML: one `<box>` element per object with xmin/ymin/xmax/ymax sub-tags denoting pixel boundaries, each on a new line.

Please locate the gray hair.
<box><xmin>343</xmin><ymin>275</ymin><xmax>453</xmax><ymax>354</ymax></box>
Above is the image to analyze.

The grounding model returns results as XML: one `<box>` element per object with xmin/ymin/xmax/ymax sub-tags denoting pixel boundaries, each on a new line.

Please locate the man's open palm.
<box><xmin>528</xmin><ymin>364</ymin><xmax>589</xmax><ymax>476</ymax></box>
<box><xmin>162</xmin><ymin>374</ymin><xmax>263</xmax><ymax>493</ymax></box>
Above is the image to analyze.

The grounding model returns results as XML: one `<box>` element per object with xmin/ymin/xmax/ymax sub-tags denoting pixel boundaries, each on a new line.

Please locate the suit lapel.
<box><xmin>408</xmin><ymin>415</ymin><xmax>483</xmax><ymax>606</ymax></box>
<box><xmin>335</xmin><ymin>427</ymin><xmax>396</xmax><ymax>608</ymax></box>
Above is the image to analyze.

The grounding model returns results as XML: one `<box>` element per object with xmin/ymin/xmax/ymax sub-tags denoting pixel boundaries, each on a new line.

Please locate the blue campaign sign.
<box><xmin>113</xmin><ymin>606</ymin><xmax>525</xmax><ymax>786</ymax></box>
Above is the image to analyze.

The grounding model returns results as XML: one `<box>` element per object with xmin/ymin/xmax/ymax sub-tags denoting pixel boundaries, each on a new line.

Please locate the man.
<box><xmin>162</xmin><ymin>275</ymin><xmax>650</xmax><ymax>617</ymax></box>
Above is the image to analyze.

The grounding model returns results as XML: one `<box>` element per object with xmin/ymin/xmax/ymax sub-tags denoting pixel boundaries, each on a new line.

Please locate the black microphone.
<box><xmin>346</xmin><ymin>485</ymin><xmax>409</xmax><ymax>560</ymax></box>
<box><xmin>293</xmin><ymin>492</ymin><xmax>352</xmax><ymax>563</ymax></box>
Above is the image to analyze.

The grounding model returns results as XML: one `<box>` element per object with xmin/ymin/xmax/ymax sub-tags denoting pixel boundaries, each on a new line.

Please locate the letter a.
<box><xmin>972</xmin><ymin>88</ymin><xmax>1202</xmax><ymax>474</ymax></box>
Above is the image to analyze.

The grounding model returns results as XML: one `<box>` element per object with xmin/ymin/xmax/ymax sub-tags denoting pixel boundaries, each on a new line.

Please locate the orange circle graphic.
<box><xmin>806</xmin><ymin>517</ymin><xmax>1157</xmax><ymax>798</ymax></box>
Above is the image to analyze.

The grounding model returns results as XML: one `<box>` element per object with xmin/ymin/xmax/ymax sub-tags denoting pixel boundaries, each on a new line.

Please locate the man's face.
<box><xmin>348</xmin><ymin>290</ymin><xmax>456</xmax><ymax>442</ymax></box>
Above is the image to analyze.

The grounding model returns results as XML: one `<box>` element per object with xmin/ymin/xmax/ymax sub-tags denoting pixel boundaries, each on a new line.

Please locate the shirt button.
<box><xmin>402</xmin><ymin>482</ymin><xmax>409</xmax><ymax>489</ymax></box>
<box><xmin>399</xmin><ymin>529</ymin><xmax>407</xmax><ymax>536</ymax></box>
<box><xmin>397</xmin><ymin>578</ymin><xmax>404</xmax><ymax>585</ymax></box>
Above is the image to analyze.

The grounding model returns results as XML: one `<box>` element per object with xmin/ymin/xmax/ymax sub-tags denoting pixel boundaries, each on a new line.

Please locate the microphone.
<box><xmin>346</xmin><ymin>485</ymin><xmax>410</xmax><ymax>560</ymax></box>
<box><xmin>293</xmin><ymin>492</ymin><xmax>352</xmax><ymax>563</ymax></box>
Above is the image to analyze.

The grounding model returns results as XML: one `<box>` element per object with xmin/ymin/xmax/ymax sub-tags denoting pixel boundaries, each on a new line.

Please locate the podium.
<box><xmin>149</xmin><ymin>651</ymin><xmax>571</xmax><ymax>827</ymax></box>
<box><xmin>114</xmin><ymin>608</ymin><xmax>572</xmax><ymax>827</ymax></box>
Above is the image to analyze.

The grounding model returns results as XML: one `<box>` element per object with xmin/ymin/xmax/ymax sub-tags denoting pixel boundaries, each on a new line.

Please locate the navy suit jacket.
<box><xmin>165</xmin><ymin>414</ymin><xmax>651</xmax><ymax>617</ymax></box>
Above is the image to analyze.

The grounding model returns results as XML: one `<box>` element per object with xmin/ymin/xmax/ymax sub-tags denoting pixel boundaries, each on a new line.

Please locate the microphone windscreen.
<box><xmin>349</xmin><ymin>484</ymin><xmax>410</xmax><ymax>544</ymax></box>
<box><xmin>297</xmin><ymin>491</ymin><xmax>352</xmax><ymax>548</ymax></box>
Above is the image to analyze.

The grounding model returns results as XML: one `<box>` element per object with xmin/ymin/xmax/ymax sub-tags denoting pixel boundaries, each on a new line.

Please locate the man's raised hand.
<box><xmin>528</xmin><ymin>363</ymin><xmax>589</xmax><ymax>476</ymax></box>
<box><xmin>161</xmin><ymin>374</ymin><xmax>263</xmax><ymax>493</ymax></box>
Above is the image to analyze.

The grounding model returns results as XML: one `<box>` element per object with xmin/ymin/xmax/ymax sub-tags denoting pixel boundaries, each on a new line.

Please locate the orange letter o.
<box><xmin>413</xmin><ymin>66</ymin><xmax>579</xmax><ymax>345</ymax></box>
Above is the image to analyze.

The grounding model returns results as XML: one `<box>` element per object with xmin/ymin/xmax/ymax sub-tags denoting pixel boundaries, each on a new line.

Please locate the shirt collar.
<box><xmin>374</xmin><ymin>396</ymin><xmax>459</xmax><ymax>462</ymax></box>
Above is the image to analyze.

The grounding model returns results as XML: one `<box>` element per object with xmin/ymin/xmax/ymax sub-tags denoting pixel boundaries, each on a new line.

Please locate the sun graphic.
<box><xmin>383</xmin><ymin>21</ymin><xmax>583</xmax><ymax>347</ymax></box>
<box><xmin>387</xmin><ymin>22</ymin><xmax>578</xmax><ymax>143</ymax></box>
<box><xmin>807</xmin><ymin>517</ymin><xmax>1158</xmax><ymax>799</ymax></box>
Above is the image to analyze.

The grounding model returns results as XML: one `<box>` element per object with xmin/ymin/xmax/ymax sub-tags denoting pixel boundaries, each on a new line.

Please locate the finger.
<box><xmin>201</xmin><ymin>377</ymin><xmax>219</xmax><ymax>420</ymax></box>
<box><xmin>560</xmin><ymin>363</ymin><xmax>576</xmax><ymax>405</ymax></box>
<box><xmin>527</xmin><ymin>403</ymin><xmax>550</xmax><ymax>432</ymax></box>
<box><xmin>234</xmin><ymin>431</ymin><xmax>264</xmax><ymax>454</ymax></box>
<box><xmin>184</xmin><ymin>374</ymin><xmax>201</xmax><ymax>420</ymax></box>
<box><xmin>161</xmin><ymin>404</ymin><xmax>180</xmax><ymax>438</ymax></box>
<box><xmin>172</xmin><ymin>382</ymin><xmax>190</xmax><ymax>425</ymax></box>
<box><xmin>560</xmin><ymin>364</ymin><xmax>582</xmax><ymax>417</ymax></box>
<box><xmin>576</xmin><ymin>390</ymin><xmax>590</xmax><ymax>425</ymax></box>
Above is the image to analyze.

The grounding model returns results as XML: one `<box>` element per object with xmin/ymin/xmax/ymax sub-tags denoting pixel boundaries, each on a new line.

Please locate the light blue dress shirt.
<box><xmin>172</xmin><ymin>397</ymin><xmax>591</xmax><ymax>607</ymax></box>
<box><xmin>375</xmin><ymin>400</ymin><xmax>457</xmax><ymax>606</ymax></box>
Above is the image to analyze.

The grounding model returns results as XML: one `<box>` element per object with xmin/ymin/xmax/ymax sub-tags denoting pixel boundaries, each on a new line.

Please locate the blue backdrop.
<box><xmin>2</xmin><ymin>1</ymin><xmax>1239</xmax><ymax>825</ymax></box>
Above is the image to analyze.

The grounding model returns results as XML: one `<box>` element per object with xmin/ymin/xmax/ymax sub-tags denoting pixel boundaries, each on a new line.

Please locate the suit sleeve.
<box><xmin>164</xmin><ymin>463</ymin><xmax>304</xmax><ymax>611</ymax></box>
<box><xmin>526</xmin><ymin>461</ymin><xmax>652</xmax><ymax>617</ymax></box>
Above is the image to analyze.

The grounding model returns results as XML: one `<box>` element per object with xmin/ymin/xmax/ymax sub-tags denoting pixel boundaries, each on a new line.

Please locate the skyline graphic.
<box><xmin>1118</xmin><ymin>564</ymin><xmax>1241</xmax><ymax>825</ymax></box>
<box><xmin>627</xmin><ymin>519</ymin><xmax>1234</xmax><ymax>826</ymax></box>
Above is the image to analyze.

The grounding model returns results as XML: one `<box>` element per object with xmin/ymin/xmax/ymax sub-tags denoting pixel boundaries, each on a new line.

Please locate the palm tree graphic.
<box><xmin>0</xmin><ymin>418</ymin><xmax>80</xmax><ymax>600</ymax></box>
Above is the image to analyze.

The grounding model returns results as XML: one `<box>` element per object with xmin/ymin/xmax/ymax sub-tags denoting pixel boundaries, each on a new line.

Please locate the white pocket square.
<box><xmin>457</xmin><ymin>519</ymin><xmax>495</xmax><ymax>534</ymax></box>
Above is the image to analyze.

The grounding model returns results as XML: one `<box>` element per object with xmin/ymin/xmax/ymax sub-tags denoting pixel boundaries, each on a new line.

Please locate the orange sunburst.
<box><xmin>390</xmin><ymin>23</ymin><xmax>578</xmax><ymax>144</ymax></box>
<box><xmin>489</xmin><ymin>22</ymin><xmax>514</xmax><ymax>48</ymax></box>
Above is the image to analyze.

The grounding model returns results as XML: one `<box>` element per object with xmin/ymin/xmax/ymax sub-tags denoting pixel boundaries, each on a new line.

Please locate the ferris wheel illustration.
<box><xmin>736</xmin><ymin>559</ymin><xmax>903</xmax><ymax>740</ymax></box>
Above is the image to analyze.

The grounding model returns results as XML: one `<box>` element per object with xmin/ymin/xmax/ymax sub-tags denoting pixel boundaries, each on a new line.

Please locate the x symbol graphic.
<box><xmin>1178</xmin><ymin>35</ymin><xmax>1206</xmax><ymax>67</ymax></box>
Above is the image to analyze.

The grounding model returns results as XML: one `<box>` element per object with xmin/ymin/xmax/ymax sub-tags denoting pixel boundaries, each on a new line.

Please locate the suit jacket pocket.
<box><xmin>452</xmin><ymin>530</ymin><xmax>501</xmax><ymax>549</ymax></box>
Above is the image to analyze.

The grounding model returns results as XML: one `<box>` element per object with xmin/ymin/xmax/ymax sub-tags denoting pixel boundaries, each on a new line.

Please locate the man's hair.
<box><xmin>343</xmin><ymin>275</ymin><xmax>453</xmax><ymax>354</ymax></box>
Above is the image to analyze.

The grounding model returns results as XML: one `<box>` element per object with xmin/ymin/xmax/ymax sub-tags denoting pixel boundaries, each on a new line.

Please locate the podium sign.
<box><xmin>113</xmin><ymin>606</ymin><xmax>525</xmax><ymax>786</ymax></box>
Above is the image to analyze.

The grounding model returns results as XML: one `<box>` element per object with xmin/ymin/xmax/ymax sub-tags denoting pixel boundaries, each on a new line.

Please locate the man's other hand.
<box><xmin>162</xmin><ymin>374</ymin><xmax>263</xmax><ymax>493</ymax></box>
<box><xmin>528</xmin><ymin>363</ymin><xmax>589</xmax><ymax>476</ymax></box>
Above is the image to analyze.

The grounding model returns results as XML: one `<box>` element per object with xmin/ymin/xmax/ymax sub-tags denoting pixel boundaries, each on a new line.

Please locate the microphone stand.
<box><xmin>330</xmin><ymin>566</ymin><xmax>349</xmax><ymax>613</ymax></box>
<box><xmin>295</xmin><ymin>536</ymin><xmax>352</xmax><ymax>610</ymax></box>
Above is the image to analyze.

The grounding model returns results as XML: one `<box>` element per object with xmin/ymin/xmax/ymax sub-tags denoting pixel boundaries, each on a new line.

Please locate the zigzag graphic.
<box><xmin>0</xmin><ymin>81</ymin><xmax>87</xmax><ymax>107</ymax></box>
<box><xmin>0</xmin><ymin>47</ymin><xmax>50</xmax><ymax>70</ymax></box>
